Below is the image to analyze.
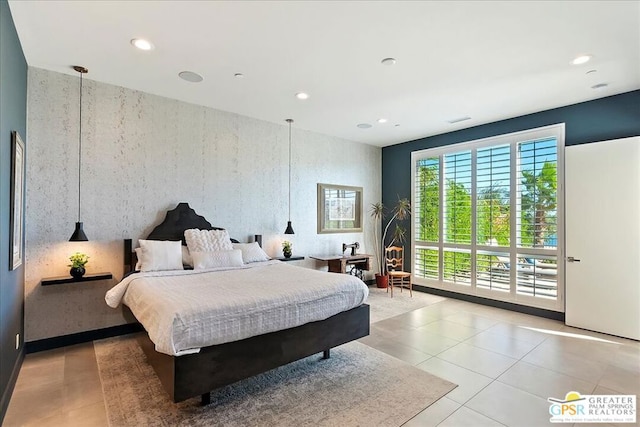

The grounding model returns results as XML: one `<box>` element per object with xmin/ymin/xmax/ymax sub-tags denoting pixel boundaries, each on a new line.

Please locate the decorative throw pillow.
<box><xmin>138</xmin><ymin>240</ymin><xmax>183</xmax><ymax>272</ymax></box>
<box><xmin>191</xmin><ymin>249</ymin><xmax>244</xmax><ymax>270</ymax></box>
<box><xmin>184</xmin><ymin>229</ymin><xmax>233</xmax><ymax>253</ymax></box>
<box><xmin>232</xmin><ymin>242</ymin><xmax>270</xmax><ymax>263</ymax></box>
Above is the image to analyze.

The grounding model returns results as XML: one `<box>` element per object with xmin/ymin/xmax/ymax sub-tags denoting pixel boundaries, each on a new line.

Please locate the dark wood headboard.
<box><xmin>124</xmin><ymin>203</ymin><xmax>238</xmax><ymax>273</ymax></box>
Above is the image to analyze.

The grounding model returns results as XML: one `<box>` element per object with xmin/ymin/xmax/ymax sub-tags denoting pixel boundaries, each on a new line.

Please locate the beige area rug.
<box><xmin>96</xmin><ymin>335</ymin><xmax>456</xmax><ymax>427</ymax></box>
<box><xmin>366</xmin><ymin>286</ymin><xmax>447</xmax><ymax>323</ymax></box>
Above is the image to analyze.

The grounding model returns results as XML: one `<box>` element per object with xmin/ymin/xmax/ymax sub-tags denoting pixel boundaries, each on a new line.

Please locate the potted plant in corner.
<box><xmin>68</xmin><ymin>252</ymin><xmax>89</xmax><ymax>279</ymax></box>
<box><xmin>370</xmin><ymin>198</ymin><xmax>411</xmax><ymax>288</ymax></box>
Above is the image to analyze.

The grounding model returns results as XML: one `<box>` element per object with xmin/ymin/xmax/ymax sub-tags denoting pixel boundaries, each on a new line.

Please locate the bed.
<box><xmin>107</xmin><ymin>203</ymin><xmax>370</xmax><ymax>404</ymax></box>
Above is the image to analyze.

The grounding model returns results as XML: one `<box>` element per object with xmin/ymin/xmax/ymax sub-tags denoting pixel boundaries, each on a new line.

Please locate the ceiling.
<box><xmin>8</xmin><ymin>1</ymin><xmax>640</xmax><ymax>147</ymax></box>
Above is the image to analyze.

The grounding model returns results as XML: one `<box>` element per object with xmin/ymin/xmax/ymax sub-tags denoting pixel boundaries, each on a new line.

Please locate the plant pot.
<box><xmin>283</xmin><ymin>250</ymin><xmax>292</xmax><ymax>259</ymax></box>
<box><xmin>70</xmin><ymin>266</ymin><xmax>85</xmax><ymax>279</ymax></box>
<box><xmin>375</xmin><ymin>273</ymin><xmax>388</xmax><ymax>288</ymax></box>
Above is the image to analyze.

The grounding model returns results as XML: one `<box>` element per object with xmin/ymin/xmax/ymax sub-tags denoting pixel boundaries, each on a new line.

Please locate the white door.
<box><xmin>565</xmin><ymin>136</ymin><xmax>640</xmax><ymax>340</ymax></box>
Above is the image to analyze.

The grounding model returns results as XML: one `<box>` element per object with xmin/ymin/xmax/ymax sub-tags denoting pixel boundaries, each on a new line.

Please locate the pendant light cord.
<box><xmin>78</xmin><ymin>70</ymin><xmax>83</xmax><ymax>222</ymax></box>
<box><xmin>288</xmin><ymin>119</ymin><xmax>292</xmax><ymax>221</ymax></box>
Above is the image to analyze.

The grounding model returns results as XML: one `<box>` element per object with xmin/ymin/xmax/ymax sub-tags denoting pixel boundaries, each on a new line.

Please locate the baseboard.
<box><xmin>0</xmin><ymin>348</ymin><xmax>24</xmax><ymax>424</ymax></box>
<box><xmin>413</xmin><ymin>284</ymin><xmax>565</xmax><ymax>321</ymax></box>
<box><xmin>25</xmin><ymin>323</ymin><xmax>144</xmax><ymax>354</ymax></box>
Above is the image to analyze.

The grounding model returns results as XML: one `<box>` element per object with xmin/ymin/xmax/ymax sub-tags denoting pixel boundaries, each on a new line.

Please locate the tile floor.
<box><xmin>3</xmin><ymin>291</ymin><xmax>639</xmax><ymax>426</ymax></box>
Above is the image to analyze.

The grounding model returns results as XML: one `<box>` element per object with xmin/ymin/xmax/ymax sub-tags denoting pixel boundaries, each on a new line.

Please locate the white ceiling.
<box><xmin>8</xmin><ymin>1</ymin><xmax>640</xmax><ymax>147</ymax></box>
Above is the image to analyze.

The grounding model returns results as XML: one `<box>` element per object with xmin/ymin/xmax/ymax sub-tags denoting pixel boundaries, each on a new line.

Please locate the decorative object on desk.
<box><xmin>370</xmin><ymin>197</ymin><xmax>411</xmax><ymax>288</ymax></box>
<box><xmin>68</xmin><ymin>252</ymin><xmax>89</xmax><ymax>278</ymax></box>
<box><xmin>282</xmin><ymin>240</ymin><xmax>292</xmax><ymax>258</ymax></box>
<box><xmin>342</xmin><ymin>242</ymin><xmax>360</xmax><ymax>256</ymax></box>
<box><xmin>283</xmin><ymin>119</ymin><xmax>295</xmax><ymax>235</ymax></box>
<box><xmin>69</xmin><ymin>65</ymin><xmax>89</xmax><ymax>242</ymax></box>
<box><xmin>317</xmin><ymin>183</ymin><xmax>363</xmax><ymax>234</ymax></box>
<box><xmin>9</xmin><ymin>131</ymin><xmax>25</xmax><ymax>270</ymax></box>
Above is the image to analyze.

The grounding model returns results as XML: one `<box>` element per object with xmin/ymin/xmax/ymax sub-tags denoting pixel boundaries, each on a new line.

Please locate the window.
<box><xmin>412</xmin><ymin>125</ymin><xmax>564</xmax><ymax>311</ymax></box>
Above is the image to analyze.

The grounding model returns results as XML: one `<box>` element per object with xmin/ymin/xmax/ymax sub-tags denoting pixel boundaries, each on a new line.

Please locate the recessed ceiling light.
<box><xmin>131</xmin><ymin>38</ymin><xmax>154</xmax><ymax>51</ymax></box>
<box><xmin>591</xmin><ymin>83</ymin><xmax>608</xmax><ymax>90</ymax></box>
<box><xmin>234</xmin><ymin>73</ymin><xmax>244</xmax><ymax>78</ymax></box>
<box><xmin>178</xmin><ymin>71</ymin><xmax>203</xmax><ymax>83</ymax></box>
<box><xmin>381</xmin><ymin>58</ymin><xmax>396</xmax><ymax>65</ymax></box>
<box><xmin>295</xmin><ymin>92</ymin><xmax>309</xmax><ymax>100</ymax></box>
<box><xmin>357</xmin><ymin>123</ymin><xmax>372</xmax><ymax>129</ymax></box>
<box><xmin>447</xmin><ymin>116</ymin><xmax>471</xmax><ymax>124</ymax></box>
<box><xmin>377</xmin><ymin>118</ymin><xmax>388</xmax><ymax>124</ymax></box>
<box><xmin>572</xmin><ymin>54</ymin><xmax>592</xmax><ymax>65</ymax></box>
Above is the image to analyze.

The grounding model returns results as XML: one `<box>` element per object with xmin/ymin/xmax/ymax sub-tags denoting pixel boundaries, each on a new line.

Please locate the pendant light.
<box><xmin>69</xmin><ymin>65</ymin><xmax>89</xmax><ymax>241</ymax></box>
<box><xmin>284</xmin><ymin>119</ymin><xmax>295</xmax><ymax>234</ymax></box>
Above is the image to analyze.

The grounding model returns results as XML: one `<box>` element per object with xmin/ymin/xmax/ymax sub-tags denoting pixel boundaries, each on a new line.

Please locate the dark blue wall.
<box><xmin>0</xmin><ymin>0</ymin><xmax>27</xmax><ymax>421</ymax></box>
<box><xmin>382</xmin><ymin>90</ymin><xmax>640</xmax><ymax>268</ymax></box>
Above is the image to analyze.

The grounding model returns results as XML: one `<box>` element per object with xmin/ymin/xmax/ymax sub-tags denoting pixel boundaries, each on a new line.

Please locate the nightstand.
<box><xmin>275</xmin><ymin>256</ymin><xmax>305</xmax><ymax>262</ymax></box>
<box><xmin>40</xmin><ymin>272</ymin><xmax>113</xmax><ymax>286</ymax></box>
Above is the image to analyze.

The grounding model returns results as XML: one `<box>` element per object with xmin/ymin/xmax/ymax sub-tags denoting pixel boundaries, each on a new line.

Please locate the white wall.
<box><xmin>25</xmin><ymin>67</ymin><xmax>381</xmax><ymax>341</ymax></box>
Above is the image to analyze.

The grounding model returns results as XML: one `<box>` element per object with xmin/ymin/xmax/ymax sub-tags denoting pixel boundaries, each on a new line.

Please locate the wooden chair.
<box><xmin>385</xmin><ymin>246</ymin><xmax>412</xmax><ymax>298</ymax></box>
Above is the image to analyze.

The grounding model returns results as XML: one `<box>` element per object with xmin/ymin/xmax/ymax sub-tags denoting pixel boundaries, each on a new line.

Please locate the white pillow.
<box><xmin>184</xmin><ymin>229</ymin><xmax>233</xmax><ymax>253</ymax></box>
<box><xmin>191</xmin><ymin>249</ymin><xmax>244</xmax><ymax>270</ymax></box>
<box><xmin>182</xmin><ymin>246</ymin><xmax>193</xmax><ymax>267</ymax></box>
<box><xmin>134</xmin><ymin>247</ymin><xmax>142</xmax><ymax>270</ymax></box>
<box><xmin>138</xmin><ymin>240</ymin><xmax>183</xmax><ymax>272</ymax></box>
<box><xmin>232</xmin><ymin>242</ymin><xmax>270</xmax><ymax>263</ymax></box>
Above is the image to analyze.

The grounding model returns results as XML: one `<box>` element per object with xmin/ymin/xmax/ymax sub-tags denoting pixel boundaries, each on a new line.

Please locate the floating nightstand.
<box><xmin>40</xmin><ymin>272</ymin><xmax>113</xmax><ymax>286</ymax></box>
<box><xmin>275</xmin><ymin>256</ymin><xmax>305</xmax><ymax>262</ymax></box>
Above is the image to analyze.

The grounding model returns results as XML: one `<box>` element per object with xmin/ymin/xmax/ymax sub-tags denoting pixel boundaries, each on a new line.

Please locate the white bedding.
<box><xmin>105</xmin><ymin>261</ymin><xmax>369</xmax><ymax>356</ymax></box>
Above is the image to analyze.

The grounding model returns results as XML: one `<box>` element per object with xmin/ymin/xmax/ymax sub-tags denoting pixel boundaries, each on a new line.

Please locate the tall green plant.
<box><xmin>370</xmin><ymin>198</ymin><xmax>411</xmax><ymax>275</ymax></box>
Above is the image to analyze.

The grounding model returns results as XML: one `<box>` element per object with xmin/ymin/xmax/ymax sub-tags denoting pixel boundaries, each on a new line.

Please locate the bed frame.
<box><xmin>123</xmin><ymin>203</ymin><xmax>370</xmax><ymax>404</ymax></box>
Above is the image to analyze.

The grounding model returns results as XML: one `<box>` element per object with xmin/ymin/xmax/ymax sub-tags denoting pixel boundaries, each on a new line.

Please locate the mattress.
<box><xmin>105</xmin><ymin>261</ymin><xmax>369</xmax><ymax>356</ymax></box>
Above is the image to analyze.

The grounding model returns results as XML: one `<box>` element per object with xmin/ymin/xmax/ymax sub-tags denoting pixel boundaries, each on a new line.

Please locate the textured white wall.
<box><xmin>24</xmin><ymin>67</ymin><xmax>381</xmax><ymax>341</ymax></box>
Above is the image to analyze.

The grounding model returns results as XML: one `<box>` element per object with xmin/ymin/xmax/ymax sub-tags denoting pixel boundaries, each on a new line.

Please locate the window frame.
<box><xmin>411</xmin><ymin>124</ymin><xmax>565</xmax><ymax>312</ymax></box>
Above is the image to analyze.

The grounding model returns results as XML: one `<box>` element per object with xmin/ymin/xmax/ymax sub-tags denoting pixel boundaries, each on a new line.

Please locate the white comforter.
<box><xmin>105</xmin><ymin>261</ymin><xmax>369</xmax><ymax>356</ymax></box>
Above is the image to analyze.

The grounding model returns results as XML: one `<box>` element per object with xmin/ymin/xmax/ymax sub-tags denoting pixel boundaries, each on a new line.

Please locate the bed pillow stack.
<box><xmin>184</xmin><ymin>229</ymin><xmax>244</xmax><ymax>269</ymax></box>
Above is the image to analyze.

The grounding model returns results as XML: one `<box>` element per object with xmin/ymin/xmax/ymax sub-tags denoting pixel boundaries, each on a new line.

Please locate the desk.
<box><xmin>310</xmin><ymin>254</ymin><xmax>372</xmax><ymax>279</ymax></box>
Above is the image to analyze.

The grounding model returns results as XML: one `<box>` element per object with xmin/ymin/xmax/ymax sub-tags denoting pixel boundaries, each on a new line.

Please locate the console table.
<box><xmin>310</xmin><ymin>254</ymin><xmax>372</xmax><ymax>280</ymax></box>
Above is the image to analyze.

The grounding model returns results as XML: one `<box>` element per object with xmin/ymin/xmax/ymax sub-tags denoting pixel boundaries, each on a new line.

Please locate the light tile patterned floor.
<box><xmin>4</xmin><ymin>289</ymin><xmax>639</xmax><ymax>426</ymax></box>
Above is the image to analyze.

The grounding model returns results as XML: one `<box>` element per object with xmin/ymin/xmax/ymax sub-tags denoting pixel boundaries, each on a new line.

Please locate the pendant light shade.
<box><xmin>70</xmin><ymin>222</ymin><xmax>88</xmax><ymax>242</ymax></box>
<box><xmin>284</xmin><ymin>221</ymin><xmax>294</xmax><ymax>235</ymax></box>
<box><xmin>69</xmin><ymin>65</ymin><xmax>89</xmax><ymax>242</ymax></box>
<box><xmin>284</xmin><ymin>119</ymin><xmax>295</xmax><ymax>235</ymax></box>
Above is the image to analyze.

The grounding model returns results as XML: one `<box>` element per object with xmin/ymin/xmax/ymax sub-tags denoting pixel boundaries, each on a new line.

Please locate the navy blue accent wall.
<box><xmin>0</xmin><ymin>0</ymin><xmax>27</xmax><ymax>421</ymax></box>
<box><xmin>382</xmin><ymin>90</ymin><xmax>640</xmax><ymax>270</ymax></box>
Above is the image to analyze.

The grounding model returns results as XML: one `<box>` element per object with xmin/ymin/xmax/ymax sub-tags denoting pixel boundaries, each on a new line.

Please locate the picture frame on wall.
<box><xmin>10</xmin><ymin>131</ymin><xmax>25</xmax><ymax>270</ymax></box>
<box><xmin>317</xmin><ymin>183</ymin><xmax>363</xmax><ymax>234</ymax></box>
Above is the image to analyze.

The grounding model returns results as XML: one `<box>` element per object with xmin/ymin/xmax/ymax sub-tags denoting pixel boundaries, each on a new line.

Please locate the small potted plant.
<box><xmin>282</xmin><ymin>240</ymin><xmax>293</xmax><ymax>258</ymax></box>
<box><xmin>68</xmin><ymin>252</ymin><xmax>89</xmax><ymax>279</ymax></box>
<box><xmin>282</xmin><ymin>241</ymin><xmax>293</xmax><ymax>258</ymax></box>
<box><xmin>370</xmin><ymin>197</ymin><xmax>411</xmax><ymax>288</ymax></box>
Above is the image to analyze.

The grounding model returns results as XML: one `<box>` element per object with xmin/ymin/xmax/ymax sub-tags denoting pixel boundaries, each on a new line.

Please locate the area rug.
<box><xmin>96</xmin><ymin>335</ymin><xmax>456</xmax><ymax>427</ymax></box>
<box><xmin>366</xmin><ymin>287</ymin><xmax>446</xmax><ymax>323</ymax></box>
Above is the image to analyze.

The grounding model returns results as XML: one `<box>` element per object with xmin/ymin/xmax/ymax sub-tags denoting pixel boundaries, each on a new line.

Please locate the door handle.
<box><xmin>567</xmin><ymin>256</ymin><xmax>581</xmax><ymax>263</ymax></box>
